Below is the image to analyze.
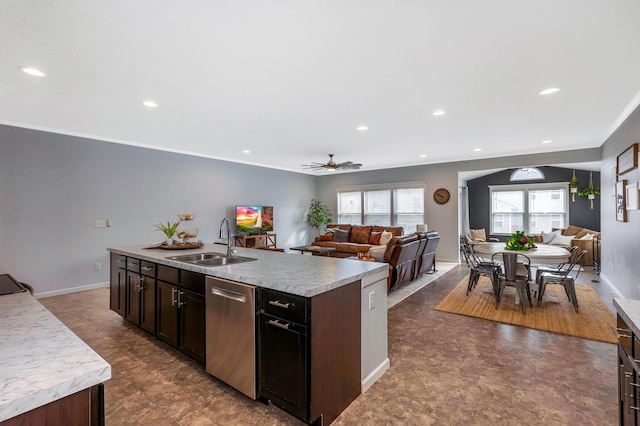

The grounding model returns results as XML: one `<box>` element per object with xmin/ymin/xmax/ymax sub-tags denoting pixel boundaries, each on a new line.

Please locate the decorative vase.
<box><xmin>166</xmin><ymin>238</ymin><xmax>173</xmax><ymax>245</ymax></box>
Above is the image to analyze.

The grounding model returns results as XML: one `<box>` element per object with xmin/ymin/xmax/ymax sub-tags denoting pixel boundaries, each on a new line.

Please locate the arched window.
<box><xmin>510</xmin><ymin>167</ymin><xmax>545</xmax><ymax>181</ymax></box>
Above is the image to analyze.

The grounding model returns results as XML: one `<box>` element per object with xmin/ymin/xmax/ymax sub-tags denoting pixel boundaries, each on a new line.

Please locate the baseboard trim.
<box><xmin>361</xmin><ymin>357</ymin><xmax>390</xmax><ymax>393</ymax></box>
<box><xmin>599</xmin><ymin>273</ymin><xmax>624</xmax><ymax>299</ymax></box>
<box><xmin>36</xmin><ymin>282</ymin><xmax>110</xmax><ymax>299</ymax></box>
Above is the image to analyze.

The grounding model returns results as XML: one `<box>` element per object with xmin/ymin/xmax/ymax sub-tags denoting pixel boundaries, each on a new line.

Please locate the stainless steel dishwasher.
<box><xmin>205</xmin><ymin>276</ymin><xmax>257</xmax><ymax>399</ymax></box>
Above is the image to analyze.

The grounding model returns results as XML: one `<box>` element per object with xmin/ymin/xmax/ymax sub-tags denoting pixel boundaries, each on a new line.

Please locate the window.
<box><xmin>337</xmin><ymin>183</ymin><xmax>425</xmax><ymax>232</ymax></box>
<box><xmin>489</xmin><ymin>183</ymin><xmax>568</xmax><ymax>235</ymax></box>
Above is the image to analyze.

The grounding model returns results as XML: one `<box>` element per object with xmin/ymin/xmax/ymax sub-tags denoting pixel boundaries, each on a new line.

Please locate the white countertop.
<box><xmin>108</xmin><ymin>244</ymin><xmax>389</xmax><ymax>297</ymax></box>
<box><xmin>614</xmin><ymin>298</ymin><xmax>640</xmax><ymax>336</ymax></box>
<box><xmin>0</xmin><ymin>291</ymin><xmax>111</xmax><ymax>422</ymax></box>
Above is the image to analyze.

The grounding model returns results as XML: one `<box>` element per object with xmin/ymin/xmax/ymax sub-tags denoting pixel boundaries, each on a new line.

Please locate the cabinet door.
<box><xmin>179</xmin><ymin>290</ymin><xmax>205</xmax><ymax>364</ymax></box>
<box><xmin>140</xmin><ymin>276</ymin><xmax>156</xmax><ymax>334</ymax></box>
<box><xmin>259</xmin><ymin>312</ymin><xmax>308</xmax><ymax>421</ymax></box>
<box><xmin>125</xmin><ymin>272</ymin><xmax>142</xmax><ymax>325</ymax></box>
<box><xmin>619</xmin><ymin>344</ymin><xmax>638</xmax><ymax>425</ymax></box>
<box><xmin>156</xmin><ymin>281</ymin><xmax>179</xmax><ymax>347</ymax></box>
<box><xmin>110</xmin><ymin>254</ymin><xmax>126</xmax><ymax>317</ymax></box>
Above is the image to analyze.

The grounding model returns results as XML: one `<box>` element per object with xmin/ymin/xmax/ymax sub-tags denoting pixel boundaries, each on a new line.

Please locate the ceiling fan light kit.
<box><xmin>302</xmin><ymin>154</ymin><xmax>362</xmax><ymax>172</ymax></box>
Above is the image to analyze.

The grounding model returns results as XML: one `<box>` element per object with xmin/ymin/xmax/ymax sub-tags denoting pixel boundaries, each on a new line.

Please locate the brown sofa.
<box><xmin>312</xmin><ymin>224</ymin><xmax>404</xmax><ymax>258</ymax></box>
<box><xmin>532</xmin><ymin>225</ymin><xmax>600</xmax><ymax>266</ymax></box>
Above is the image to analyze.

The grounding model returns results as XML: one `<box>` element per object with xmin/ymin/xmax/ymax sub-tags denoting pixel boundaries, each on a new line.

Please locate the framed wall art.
<box><xmin>627</xmin><ymin>182</ymin><xmax>639</xmax><ymax>211</ymax></box>
<box><xmin>617</xmin><ymin>143</ymin><xmax>638</xmax><ymax>176</ymax></box>
<box><xmin>616</xmin><ymin>180</ymin><xmax>627</xmax><ymax>222</ymax></box>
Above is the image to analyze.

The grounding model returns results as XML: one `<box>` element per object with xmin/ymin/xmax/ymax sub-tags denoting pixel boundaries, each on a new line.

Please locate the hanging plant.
<box><xmin>576</xmin><ymin>171</ymin><xmax>599</xmax><ymax>209</ymax></box>
<box><xmin>569</xmin><ymin>170</ymin><xmax>579</xmax><ymax>202</ymax></box>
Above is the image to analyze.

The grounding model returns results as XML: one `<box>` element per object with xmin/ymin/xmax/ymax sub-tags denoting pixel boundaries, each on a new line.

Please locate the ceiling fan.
<box><xmin>302</xmin><ymin>154</ymin><xmax>362</xmax><ymax>171</ymax></box>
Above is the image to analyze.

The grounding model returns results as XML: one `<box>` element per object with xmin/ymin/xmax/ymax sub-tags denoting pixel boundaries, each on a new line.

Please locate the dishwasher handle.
<box><xmin>211</xmin><ymin>286</ymin><xmax>247</xmax><ymax>303</ymax></box>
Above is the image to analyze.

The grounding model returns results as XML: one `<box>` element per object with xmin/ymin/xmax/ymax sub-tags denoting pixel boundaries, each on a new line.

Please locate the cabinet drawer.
<box><xmin>181</xmin><ymin>270</ymin><xmax>205</xmax><ymax>294</ymax></box>
<box><xmin>126</xmin><ymin>257</ymin><xmax>140</xmax><ymax>272</ymax></box>
<box><xmin>260</xmin><ymin>288</ymin><xmax>308</xmax><ymax>324</ymax></box>
<box><xmin>112</xmin><ymin>254</ymin><xmax>126</xmax><ymax>269</ymax></box>
<box><xmin>140</xmin><ymin>261</ymin><xmax>157</xmax><ymax>277</ymax></box>
<box><xmin>157</xmin><ymin>265</ymin><xmax>179</xmax><ymax>285</ymax></box>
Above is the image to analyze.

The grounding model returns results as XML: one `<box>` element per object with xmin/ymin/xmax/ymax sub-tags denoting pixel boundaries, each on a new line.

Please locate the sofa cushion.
<box><xmin>333</xmin><ymin>228</ymin><xmax>350</xmax><ymax>242</ymax></box>
<box><xmin>317</xmin><ymin>234</ymin><xmax>333</xmax><ymax>241</ymax></box>
<box><xmin>350</xmin><ymin>225</ymin><xmax>372</xmax><ymax>244</ymax></box>
<box><xmin>312</xmin><ymin>241</ymin><xmax>338</xmax><ymax>249</ymax></box>
<box><xmin>368</xmin><ymin>231</ymin><xmax>382</xmax><ymax>245</ymax></box>
<box><xmin>379</xmin><ymin>230</ymin><xmax>393</xmax><ymax>245</ymax></box>
<box><xmin>563</xmin><ymin>225</ymin><xmax>583</xmax><ymax>236</ymax></box>
<box><xmin>575</xmin><ymin>228</ymin><xmax>600</xmax><ymax>239</ymax></box>
<box><xmin>368</xmin><ymin>245</ymin><xmax>387</xmax><ymax>262</ymax></box>
<box><xmin>327</xmin><ymin>224</ymin><xmax>352</xmax><ymax>232</ymax></box>
<box><xmin>372</xmin><ymin>225</ymin><xmax>404</xmax><ymax>236</ymax></box>
<box><xmin>336</xmin><ymin>242</ymin><xmax>374</xmax><ymax>254</ymax></box>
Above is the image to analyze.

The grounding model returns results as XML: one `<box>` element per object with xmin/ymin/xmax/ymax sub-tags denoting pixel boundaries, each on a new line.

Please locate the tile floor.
<box><xmin>40</xmin><ymin>264</ymin><xmax>618</xmax><ymax>425</ymax></box>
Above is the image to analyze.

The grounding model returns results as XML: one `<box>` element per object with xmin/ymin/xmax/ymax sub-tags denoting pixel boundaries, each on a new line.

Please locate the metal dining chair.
<box><xmin>534</xmin><ymin>245</ymin><xmax>579</xmax><ymax>286</ymax></box>
<box><xmin>536</xmin><ymin>250</ymin><xmax>587</xmax><ymax>313</ymax></box>
<box><xmin>492</xmin><ymin>252</ymin><xmax>533</xmax><ymax>314</ymax></box>
<box><xmin>461</xmin><ymin>242</ymin><xmax>501</xmax><ymax>298</ymax></box>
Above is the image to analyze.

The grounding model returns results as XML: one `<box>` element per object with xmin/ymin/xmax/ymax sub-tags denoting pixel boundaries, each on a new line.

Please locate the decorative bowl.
<box><xmin>176</xmin><ymin>228</ymin><xmax>199</xmax><ymax>239</ymax></box>
<box><xmin>178</xmin><ymin>213</ymin><xmax>196</xmax><ymax>221</ymax></box>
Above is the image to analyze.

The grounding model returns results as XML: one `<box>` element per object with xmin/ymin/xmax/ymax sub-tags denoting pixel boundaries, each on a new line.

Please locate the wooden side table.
<box><xmin>233</xmin><ymin>233</ymin><xmax>277</xmax><ymax>249</ymax></box>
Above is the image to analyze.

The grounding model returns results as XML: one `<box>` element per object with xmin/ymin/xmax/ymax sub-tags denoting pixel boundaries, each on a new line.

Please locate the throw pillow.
<box><xmin>324</xmin><ymin>228</ymin><xmax>336</xmax><ymax>236</ymax></box>
<box><xmin>469</xmin><ymin>229</ymin><xmax>486</xmax><ymax>242</ymax></box>
<box><xmin>379</xmin><ymin>230</ymin><xmax>393</xmax><ymax>245</ymax></box>
<box><xmin>333</xmin><ymin>228</ymin><xmax>350</xmax><ymax>242</ymax></box>
<box><xmin>579</xmin><ymin>233</ymin><xmax>594</xmax><ymax>240</ymax></box>
<box><xmin>550</xmin><ymin>233</ymin><xmax>573</xmax><ymax>246</ymax></box>
<box><xmin>317</xmin><ymin>235</ymin><xmax>333</xmax><ymax>241</ymax></box>
<box><xmin>368</xmin><ymin>231</ymin><xmax>382</xmax><ymax>245</ymax></box>
<box><xmin>541</xmin><ymin>229</ymin><xmax>561</xmax><ymax>244</ymax></box>
<box><xmin>563</xmin><ymin>224</ymin><xmax>582</xmax><ymax>236</ymax></box>
<box><xmin>368</xmin><ymin>245</ymin><xmax>387</xmax><ymax>262</ymax></box>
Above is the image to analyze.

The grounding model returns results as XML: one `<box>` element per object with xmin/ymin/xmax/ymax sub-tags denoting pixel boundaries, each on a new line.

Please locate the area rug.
<box><xmin>387</xmin><ymin>262</ymin><xmax>457</xmax><ymax>309</ymax></box>
<box><xmin>434</xmin><ymin>275</ymin><xmax>617</xmax><ymax>344</ymax></box>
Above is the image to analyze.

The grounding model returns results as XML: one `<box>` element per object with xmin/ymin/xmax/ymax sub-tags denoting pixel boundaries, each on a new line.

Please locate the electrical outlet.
<box><xmin>368</xmin><ymin>291</ymin><xmax>375</xmax><ymax>310</ymax></box>
<box><xmin>94</xmin><ymin>219</ymin><xmax>108</xmax><ymax>228</ymax></box>
<box><xmin>94</xmin><ymin>262</ymin><xmax>102</xmax><ymax>271</ymax></box>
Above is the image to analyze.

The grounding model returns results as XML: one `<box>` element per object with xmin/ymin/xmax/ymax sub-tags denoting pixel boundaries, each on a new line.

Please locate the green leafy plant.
<box><xmin>504</xmin><ymin>230</ymin><xmax>535</xmax><ymax>251</ymax></box>
<box><xmin>153</xmin><ymin>221</ymin><xmax>180</xmax><ymax>239</ymax></box>
<box><xmin>305</xmin><ymin>199</ymin><xmax>332</xmax><ymax>235</ymax></box>
<box><xmin>576</xmin><ymin>187</ymin><xmax>600</xmax><ymax>197</ymax></box>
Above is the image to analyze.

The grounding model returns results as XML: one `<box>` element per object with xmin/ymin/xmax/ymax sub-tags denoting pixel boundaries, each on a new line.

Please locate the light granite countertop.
<box><xmin>0</xmin><ymin>291</ymin><xmax>111</xmax><ymax>422</ymax></box>
<box><xmin>108</xmin><ymin>243</ymin><xmax>388</xmax><ymax>297</ymax></box>
<box><xmin>614</xmin><ymin>298</ymin><xmax>640</xmax><ymax>336</ymax></box>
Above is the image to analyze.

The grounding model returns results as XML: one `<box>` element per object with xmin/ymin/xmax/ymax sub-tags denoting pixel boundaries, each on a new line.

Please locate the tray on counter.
<box><xmin>158</xmin><ymin>242</ymin><xmax>204</xmax><ymax>250</ymax></box>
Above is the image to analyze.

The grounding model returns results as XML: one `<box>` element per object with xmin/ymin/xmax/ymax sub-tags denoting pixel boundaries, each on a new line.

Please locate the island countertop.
<box><xmin>614</xmin><ymin>298</ymin><xmax>640</xmax><ymax>336</ymax></box>
<box><xmin>0</xmin><ymin>290</ymin><xmax>111</xmax><ymax>422</ymax></box>
<box><xmin>108</xmin><ymin>244</ymin><xmax>388</xmax><ymax>297</ymax></box>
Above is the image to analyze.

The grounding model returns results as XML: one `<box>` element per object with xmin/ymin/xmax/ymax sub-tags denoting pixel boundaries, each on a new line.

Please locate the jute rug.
<box><xmin>434</xmin><ymin>275</ymin><xmax>617</xmax><ymax>344</ymax></box>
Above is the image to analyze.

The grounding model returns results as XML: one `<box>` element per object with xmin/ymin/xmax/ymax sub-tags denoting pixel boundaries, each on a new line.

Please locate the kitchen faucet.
<box><xmin>219</xmin><ymin>218</ymin><xmax>234</xmax><ymax>257</ymax></box>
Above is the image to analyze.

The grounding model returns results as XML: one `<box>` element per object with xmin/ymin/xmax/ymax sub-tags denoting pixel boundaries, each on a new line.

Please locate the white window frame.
<box><xmin>337</xmin><ymin>181</ymin><xmax>426</xmax><ymax>232</ymax></box>
<box><xmin>489</xmin><ymin>182</ymin><xmax>569</xmax><ymax>235</ymax></box>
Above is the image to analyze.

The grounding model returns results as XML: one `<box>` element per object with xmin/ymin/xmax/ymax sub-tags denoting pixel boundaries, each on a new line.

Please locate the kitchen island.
<box><xmin>108</xmin><ymin>243</ymin><xmax>389</xmax><ymax>425</ymax></box>
<box><xmin>0</xmin><ymin>273</ymin><xmax>111</xmax><ymax>424</ymax></box>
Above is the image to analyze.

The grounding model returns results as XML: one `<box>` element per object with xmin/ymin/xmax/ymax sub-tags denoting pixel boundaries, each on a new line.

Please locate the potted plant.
<box><xmin>569</xmin><ymin>170</ymin><xmax>579</xmax><ymax>202</ymax></box>
<box><xmin>305</xmin><ymin>199</ymin><xmax>332</xmax><ymax>236</ymax></box>
<box><xmin>504</xmin><ymin>230</ymin><xmax>535</xmax><ymax>251</ymax></box>
<box><xmin>153</xmin><ymin>220</ymin><xmax>180</xmax><ymax>245</ymax></box>
<box><xmin>577</xmin><ymin>171</ymin><xmax>599</xmax><ymax>209</ymax></box>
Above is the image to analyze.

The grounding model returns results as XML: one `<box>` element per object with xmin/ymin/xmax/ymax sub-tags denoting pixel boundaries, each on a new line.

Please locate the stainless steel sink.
<box><xmin>166</xmin><ymin>252</ymin><xmax>257</xmax><ymax>267</ymax></box>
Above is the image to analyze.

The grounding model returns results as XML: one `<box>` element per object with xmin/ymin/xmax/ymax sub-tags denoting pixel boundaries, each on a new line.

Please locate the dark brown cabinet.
<box><xmin>109</xmin><ymin>254</ymin><xmax>126</xmax><ymax>316</ymax></box>
<box><xmin>123</xmin><ymin>259</ymin><xmax>156</xmax><ymax>333</ymax></box>
<box><xmin>617</xmin><ymin>314</ymin><xmax>640</xmax><ymax>425</ymax></box>
<box><xmin>179</xmin><ymin>289</ymin><xmax>205</xmax><ymax>364</ymax></box>
<box><xmin>156</xmin><ymin>280</ymin><xmax>179</xmax><ymax>347</ymax></box>
<box><xmin>258</xmin><ymin>282</ymin><xmax>361</xmax><ymax>425</ymax></box>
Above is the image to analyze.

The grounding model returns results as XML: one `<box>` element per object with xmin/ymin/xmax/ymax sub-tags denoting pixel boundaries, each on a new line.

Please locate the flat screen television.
<box><xmin>235</xmin><ymin>205</ymin><xmax>274</xmax><ymax>235</ymax></box>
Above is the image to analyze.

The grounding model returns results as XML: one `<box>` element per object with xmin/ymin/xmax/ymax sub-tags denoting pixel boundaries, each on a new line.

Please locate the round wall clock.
<box><xmin>433</xmin><ymin>188</ymin><xmax>450</xmax><ymax>204</ymax></box>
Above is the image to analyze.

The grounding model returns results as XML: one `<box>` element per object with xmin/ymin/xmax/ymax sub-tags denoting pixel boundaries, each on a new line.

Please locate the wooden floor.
<box><xmin>40</xmin><ymin>264</ymin><xmax>618</xmax><ymax>425</ymax></box>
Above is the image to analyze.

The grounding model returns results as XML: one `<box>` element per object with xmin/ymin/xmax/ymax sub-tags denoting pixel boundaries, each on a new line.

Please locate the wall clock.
<box><xmin>433</xmin><ymin>188</ymin><xmax>450</xmax><ymax>204</ymax></box>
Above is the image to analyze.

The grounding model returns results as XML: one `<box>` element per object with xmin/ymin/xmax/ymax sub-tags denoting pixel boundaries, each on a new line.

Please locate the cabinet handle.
<box><xmin>171</xmin><ymin>288</ymin><xmax>177</xmax><ymax>306</ymax></box>
<box><xmin>129</xmin><ymin>262</ymin><xmax>138</xmax><ymax>267</ymax></box>
<box><xmin>268</xmin><ymin>300</ymin><xmax>291</xmax><ymax>309</ymax></box>
<box><xmin>178</xmin><ymin>291</ymin><xmax>186</xmax><ymax>307</ymax></box>
<box><xmin>140</xmin><ymin>277</ymin><xmax>146</xmax><ymax>291</ymax></box>
<box><xmin>141</xmin><ymin>266</ymin><xmax>154</xmax><ymax>272</ymax></box>
<box><xmin>268</xmin><ymin>319</ymin><xmax>290</xmax><ymax>330</ymax></box>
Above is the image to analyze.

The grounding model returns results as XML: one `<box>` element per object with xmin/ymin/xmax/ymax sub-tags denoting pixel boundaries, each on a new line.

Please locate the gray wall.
<box><xmin>0</xmin><ymin>125</ymin><xmax>316</xmax><ymax>294</ymax></box>
<box><xmin>315</xmin><ymin>148</ymin><xmax>602</xmax><ymax>264</ymax></box>
<box><xmin>467</xmin><ymin>166</ymin><xmax>601</xmax><ymax>240</ymax></box>
<box><xmin>601</xmin><ymin>104</ymin><xmax>640</xmax><ymax>299</ymax></box>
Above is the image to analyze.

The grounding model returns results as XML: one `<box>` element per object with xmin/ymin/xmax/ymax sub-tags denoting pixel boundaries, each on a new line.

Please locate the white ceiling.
<box><xmin>2</xmin><ymin>1</ymin><xmax>640</xmax><ymax>174</ymax></box>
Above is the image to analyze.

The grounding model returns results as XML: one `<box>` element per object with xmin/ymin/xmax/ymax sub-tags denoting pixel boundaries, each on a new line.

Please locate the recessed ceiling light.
<box><xmin>242</xmin><ymin>150</ymin><xmax>251</xmax><ymax>154</ymax></box>
<box><xmin>419</xmin><ymin>154</ymin><xmax>427</xmax><ymax>158</ymax></box>
<box><xmin>538</xmin><ymin>87</ymin><xmax>561</xmax><ymax>96</ymax></box>
<box><xmin>356</xmin><ymin>126</ymin><xmax>369</xmax><ymax>131</ymax></box>
<box><xmin>142</xmin><ymin>100</ymin><xmax>158</xmax><ymax>108</ymax></box>
<box><xmin>20</xmin><ymin>67</ymin><xmax>45</xmax><ymax>77</ymax></box>
<box><xmin>541</xmin><ymin>140</ymin><xmax>552</xmax><ymax>144</ymax></box>
<box><xmin>432</xmin><ymin>110</ymin><xmax>445</xmax><ymax>116</ymax></box>
<box><xmin>473</xmin><ymin>148</ymin><xmax>482</xmax><ymax>152</ymax></box>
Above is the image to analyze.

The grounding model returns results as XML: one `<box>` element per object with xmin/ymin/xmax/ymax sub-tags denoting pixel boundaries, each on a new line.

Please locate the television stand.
<box><xmin>233</xmin><ymin>233</ymin><xmax>277</xmax><ymax>249</ymax></box>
